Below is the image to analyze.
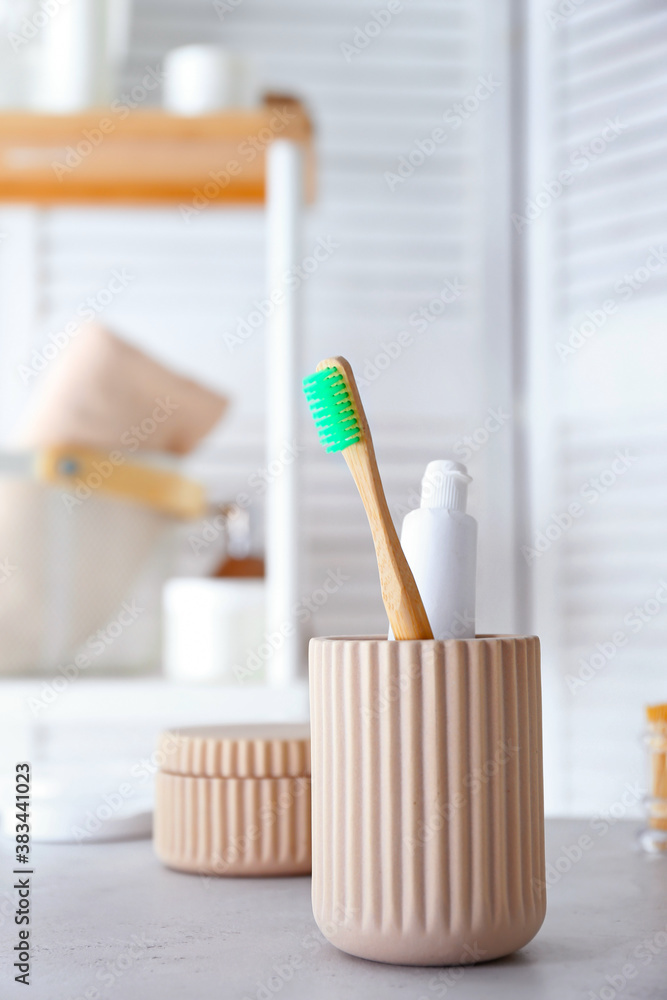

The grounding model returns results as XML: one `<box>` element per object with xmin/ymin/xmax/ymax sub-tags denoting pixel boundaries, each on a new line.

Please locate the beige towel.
<box><xmin>15</xmin><ymin>322</ymin><xmax>227</xmax><ymax>453</ymax></box>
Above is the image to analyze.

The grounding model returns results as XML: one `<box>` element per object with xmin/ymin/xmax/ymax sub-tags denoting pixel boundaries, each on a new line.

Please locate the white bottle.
<box><xmin>396</xmin><ymin>460</ymin><xmax>477</xmax><ymax>640</ymax></box>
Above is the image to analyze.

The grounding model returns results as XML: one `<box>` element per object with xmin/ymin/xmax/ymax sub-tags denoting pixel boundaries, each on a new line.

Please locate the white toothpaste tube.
<box><xmin>391</xmin><ymin>459</ymin><xmax>477</xmax><ymax>640</ymax></box>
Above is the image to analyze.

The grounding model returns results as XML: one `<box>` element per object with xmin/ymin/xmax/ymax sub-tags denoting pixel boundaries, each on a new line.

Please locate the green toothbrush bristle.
<box><xmin>302</xmin><ymin>367</ymin><xmax>362</xmax><ymax>453</ymax></box>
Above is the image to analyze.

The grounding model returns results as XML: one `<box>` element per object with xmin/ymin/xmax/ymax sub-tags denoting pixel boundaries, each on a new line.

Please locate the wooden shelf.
<box><xmin>0</xmin><ymin>96</ymin><xmax>314</xmax><ymax>205</ymax></box>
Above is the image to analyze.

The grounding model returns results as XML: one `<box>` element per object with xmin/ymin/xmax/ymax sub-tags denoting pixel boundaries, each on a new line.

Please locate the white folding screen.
<box><xmin>525</xmin><ymin>0</ymin><xmax>667</xmax><ymax>814</ymax></box>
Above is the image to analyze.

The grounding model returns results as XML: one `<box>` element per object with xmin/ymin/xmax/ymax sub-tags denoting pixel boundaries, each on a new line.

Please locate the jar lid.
<box><xmin>157</xmin><ymin>723</ymin><xmax>310</xmax><ymax>778</ymax></box>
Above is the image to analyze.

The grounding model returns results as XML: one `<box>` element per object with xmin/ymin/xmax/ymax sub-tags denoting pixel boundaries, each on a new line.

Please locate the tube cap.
<box><xmin>420</xmin><ymin>460</ymin><xmax>471</xmax><ymax>512</ymax></box>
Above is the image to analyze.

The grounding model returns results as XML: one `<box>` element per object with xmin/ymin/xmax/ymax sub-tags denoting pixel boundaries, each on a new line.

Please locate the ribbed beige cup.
<box><xmin>154</xmin><ymin>724</ymin><xmax>311</xmax><ymax>876</ymax></box>
<box><xmin>309</xmin><ymin>636</ymin><xmax>545</xmax><ymax>965</ymax></box>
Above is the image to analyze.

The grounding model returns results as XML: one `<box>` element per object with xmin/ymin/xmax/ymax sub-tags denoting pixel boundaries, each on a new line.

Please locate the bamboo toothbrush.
<box><xmin>303</xmin><ymin>356</ymin><xmax>433</xmax><ymax>640</ymax></box>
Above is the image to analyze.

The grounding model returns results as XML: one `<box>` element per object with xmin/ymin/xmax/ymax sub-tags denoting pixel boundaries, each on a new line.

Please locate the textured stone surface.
<box><xmin>4</xmin><ymin>820</ymin><xmax>667</xmax><ymax>999</ymax></box>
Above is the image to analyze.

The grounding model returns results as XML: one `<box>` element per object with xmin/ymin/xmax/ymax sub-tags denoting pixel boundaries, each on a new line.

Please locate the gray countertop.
<box><xmin>3</xmin><ymin>819</ymin><xmax>667</xmax><ymax>1000</ymax></box>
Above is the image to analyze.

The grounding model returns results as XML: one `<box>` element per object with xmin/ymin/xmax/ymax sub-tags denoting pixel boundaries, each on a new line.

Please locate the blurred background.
<box><xmin>0</xmin><ymin>0</ymin><xmax>665</xmax><ymax>833</ymax></box>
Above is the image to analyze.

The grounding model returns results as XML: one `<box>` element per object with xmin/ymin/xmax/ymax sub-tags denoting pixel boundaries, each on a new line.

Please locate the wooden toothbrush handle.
<box><xmin>344</xmin><ymin>440</ymin><xmax>433</xmax><ymax>640</ymax></box>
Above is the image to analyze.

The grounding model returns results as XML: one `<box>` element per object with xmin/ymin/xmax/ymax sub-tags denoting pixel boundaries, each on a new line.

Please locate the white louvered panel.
<box><xmin>551</xmin><ymin>1</ymin><xmax>667</xmax><ymax>319</ymax></box>
<box><xmin>551</xmin><ymin>451</ymin><xmax>667</xmax><ymax>812</ymax></box>
<box><xmin>528</xmin><ymin>0</ymin><xmax>667</xmax><ymax>815</ymax></box>
<box><xmin>555</xmin><ymin>5</ymin><xmax>667</xmax><ymax>77</ymax></box>
<box><xmin>556</xmin><ymin>418</ymin><xmax>667</xmax><ymax>638</ymax></box>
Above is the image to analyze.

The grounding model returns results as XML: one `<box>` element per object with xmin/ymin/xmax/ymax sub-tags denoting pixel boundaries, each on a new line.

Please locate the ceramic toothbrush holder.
<box><xmin>309</xmin><ymin>635</ymin><xmax>545</xmax><ymax>965</ymax></box>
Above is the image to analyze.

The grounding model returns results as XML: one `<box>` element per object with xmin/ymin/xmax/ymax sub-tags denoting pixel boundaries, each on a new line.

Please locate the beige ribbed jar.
<box><xmin>154</xmin><ymin>723</ymin><xmax>311</xmax><ymax>876</ymax></box>
<box><xmin>309</xmin><ymin>636</ymin><xmax>545</xmax><ymax>965</ymax></box>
